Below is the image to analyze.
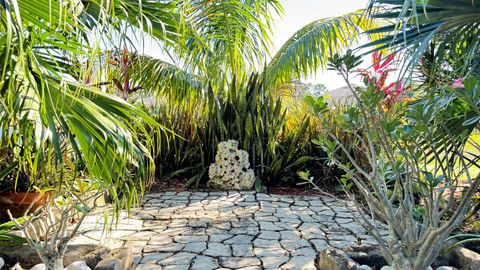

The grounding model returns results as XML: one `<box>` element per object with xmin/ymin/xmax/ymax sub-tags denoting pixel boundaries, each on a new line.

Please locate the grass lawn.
<box><xmin>424</xmin><ymin>133</ymin><xmax>479</xmax><ymax>182</ymax></box>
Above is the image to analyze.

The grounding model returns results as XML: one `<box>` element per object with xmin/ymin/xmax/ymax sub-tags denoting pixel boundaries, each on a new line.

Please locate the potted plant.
<box><xmin>0</xmin><ymin>126</ymin><xmax>55</xmax><ymax>221</ymax></box>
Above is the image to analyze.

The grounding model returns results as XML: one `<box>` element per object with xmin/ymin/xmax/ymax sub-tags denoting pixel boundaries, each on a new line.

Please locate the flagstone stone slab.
<box><xmin>68</xmin><ymin>191</ymin><xmax>386</xmax><ymax>270</ymax></box>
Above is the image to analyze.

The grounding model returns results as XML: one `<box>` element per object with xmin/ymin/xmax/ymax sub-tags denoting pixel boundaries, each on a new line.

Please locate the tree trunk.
<box><xmin>40</xmin><ymin>253</ymin><xmax>64</xmax><ymax>270</ymax></box>
<box><xmin>392</xmin><ymin>259</ymin><xmax>414</xmax><ymax>270</ymax></box>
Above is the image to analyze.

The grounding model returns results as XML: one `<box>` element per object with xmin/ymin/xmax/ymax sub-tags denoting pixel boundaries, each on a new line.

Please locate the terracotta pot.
<box><xmin>0</xmin><ymin>191</ymin><xmax>51</xmax><ymax>220</ymax></box>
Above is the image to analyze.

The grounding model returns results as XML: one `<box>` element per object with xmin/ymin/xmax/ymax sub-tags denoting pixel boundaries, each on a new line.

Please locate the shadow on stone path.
<box><xmin>71</xmin><ymin>191</ymin><xmax>388</xmax><ymax>270</ymax></box>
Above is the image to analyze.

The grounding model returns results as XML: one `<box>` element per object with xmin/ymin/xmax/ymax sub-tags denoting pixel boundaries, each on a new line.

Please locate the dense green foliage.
<box><xmin>1</xmin><ymin>0</ymin><xmax>480</xmax><ymax>267</ymax></box>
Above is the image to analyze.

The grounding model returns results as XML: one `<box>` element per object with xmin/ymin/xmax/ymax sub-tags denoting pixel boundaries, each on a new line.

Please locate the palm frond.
<box><xmin>0</xmin><ymin>0</ymin><xmax>168</xmax><ymax>213</ymax></box>
<box><xmin>364</xmin><ymin>0</ymin><xmax>480</xmax><ymax>78</ymax></box>
<box><xmin>265</xmin><ymin>11</ymin><xmax>373</xmax><ymax>87</ymax></box>
<box><xmin>175</xmin><ymin>0</ymin><xmax>283</xmax><ymax>84</ymax></box>
<box><xmin>125</xmin><ymin>54</ymin><xmax>204</xmax><ymax>99</ymax></box>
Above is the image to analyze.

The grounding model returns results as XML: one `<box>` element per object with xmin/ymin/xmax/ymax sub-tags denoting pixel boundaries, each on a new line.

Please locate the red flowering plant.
<box><xmin>358</xmin><ymin>52</ymin><xmax>410</xmax><ymax>108</ymax></box>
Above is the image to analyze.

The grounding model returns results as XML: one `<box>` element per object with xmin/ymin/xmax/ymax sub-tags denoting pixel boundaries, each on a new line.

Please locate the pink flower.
<box><xmin>452</xmin><ymin>78</ymin><xmax>465</xmax><ymax>88</ymax></box>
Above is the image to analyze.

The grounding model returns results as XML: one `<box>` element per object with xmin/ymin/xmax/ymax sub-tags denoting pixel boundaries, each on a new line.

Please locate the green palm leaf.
<box><xmin>265</xmin><ymin>11</ymin><xmax>374</xmax><ymax>87</ymax></box>
<box><xmin>364</xmin><ymin>0</ymin><xmax>480</xmax><ymax>77</ymax></box>
<box><xmin>175</xmin><ymin>0</ymin><xmax>283</xmax><ymax>85</ymax></box>
<box><xmin>122</xmin><ymin>54</ymin><xmax>204</xmax><ymax>99</ymax></box>
<box><xmin>0</xmin><ymin>0</ymin><xmax>175</xmax><ymax>215</ymax></box>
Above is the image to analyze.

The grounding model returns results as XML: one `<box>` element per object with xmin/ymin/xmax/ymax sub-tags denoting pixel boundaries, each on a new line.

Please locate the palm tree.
<box><xmin>0</xmin><ymin>0</ymin><xmax>180</xmax><ymax>212</ymax></box>
<box><xmin>123</xmin><ymin>8</ymin><xmax>376</xmax><ymax>97</ymax></box>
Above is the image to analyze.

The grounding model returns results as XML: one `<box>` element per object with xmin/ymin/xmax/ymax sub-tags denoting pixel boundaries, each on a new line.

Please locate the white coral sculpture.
<box><xmin>208</xmin><ymin>140</ymin><xmax>255</xmax><ymax>190</ymax></box>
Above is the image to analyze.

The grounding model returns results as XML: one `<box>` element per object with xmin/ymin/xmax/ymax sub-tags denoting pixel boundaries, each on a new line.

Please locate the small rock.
<box><xmin>358</xmin><ymin>265</ymin><xmax>372</xmax><ymax>270</ymax></box>
<box><xmin>219</xmin><ymin>257</ymin><xmax>261</xmax><ymax>268</ymax></box>
<box><xmin>317</xmin><ymin>248</ymin><xmax>359</xmax><ymax>270</ymax></box>
<box><xmin>65</xmin><ymin>261</ymin><xmax>91</xmax><ymax>270</ymax></box>
<box><xmin>0</xmin><ymin>257</ymin><xmax>4</xmax><ymax>269</ymax></box>
<box><xmin>347</xmin><ymin>246</ymin><xmax>386</xmax><ymax>268</ymax></box>
<box><xmin>30</xmin><ymin>263</ymin><xmax>45</xmax><ymax>270</ymax></box>
<box><xmin>79</xmin><ymin>246</ymin><xmax>111</xmax><ymax>269</ymax></box>
<box><xmin>380</xmin><ymin>266</ymin><xmax>432</xmax><ymax>270</ymax></box>
<box><xmin>452</xmin><ymin>247</ymin><xmax>480</xmax><ymax>270</ymax></box>
<box><xmin>94</xmin><ymin>248</ymin><xmax>133</xmax><ymax>270</ymax></box>
<box><xmin>9</xmin><ymin>263</ymin><xmax>24</xmax><ymax>270</ymax></box>
<box><xmin>436</xmin><ymin>267</ymin><xmax>456</xmax><ymax>270</ymax></box>
<box><xmin>62</xmin><ymin>245</ymin><xmax>105</xmax><ymax>269</ymax></box>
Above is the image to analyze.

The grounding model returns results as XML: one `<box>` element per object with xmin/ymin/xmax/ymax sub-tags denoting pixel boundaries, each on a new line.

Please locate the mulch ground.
<box><xmin>146</xmin><ymin>178</ymin><xmax>341</xmax><ymax>197</ymax></box>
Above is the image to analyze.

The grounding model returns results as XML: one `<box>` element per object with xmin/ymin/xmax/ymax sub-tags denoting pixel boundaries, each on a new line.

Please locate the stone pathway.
<box><xmin>71</xmin><ymin>191</ymin><xmax>387</xmax><ymax>270</ymax></box>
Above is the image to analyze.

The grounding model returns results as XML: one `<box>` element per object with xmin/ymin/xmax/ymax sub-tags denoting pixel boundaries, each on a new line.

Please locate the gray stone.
<box><xmin>253</xmin><ymin>247</ymin><xmax>288</xmax><ymax>257</ymax></box>
<box><xmin>0</xmin><ymin>257</ymin><xmax>4</xmax><ymax>269</ymax></box>
<box><xmin>157</xmin><ymin>252</ymin><xmax>196</xmax><ymax>266</ymax></box>
<box><xmin>30</xmin><ymin>264</ymin><xmax>46</xmax><ymax>270</ymax></box>
<box><xmin>436</xmin><ymin>267</ymin><xmax>455</xmax><ymax>270</ymax></box>
<box><xmin>140</xmin><ymin>253</ymin><xmax>173</xmax><ymax>264</ymax></box>
<box><xmin>94</xmin><ymin>248</ymin><xmax>133</xmax><ymax>270</ymax></box>
<box><xmin>10</xmin><ymin>263</ymin><xmax>25</xmax><ymax>270</ymax></box>
<box><xmin>135</xmin><ymin>263</ymin><xmax>161</xmax><ymax>270</ymax></box>
<box><xmin>261</xmin><ymin>256</ymin><xmax>289</xmax><ymax>269</ymax></box>
<box><xmin>258</xmin><ymin>222</ymin><xmax>283</xmax><ymax>231</ymax></box>
<box><xmin>232</xmin><ymin>244</ymin><xmax>254</xmax><ymax>257</ymax></box>
<box><xmin>258</xmin><ymin>231</ymin><xmax>280</xmax><ymax>240</ymax></box>
<box><xmin>183</xmin><ymin>242</ymin><xmax>207</xmax><ymax>253</ymax></box>
<box><xmin>191</xmin><ymin>256</ymin><xmax>218</xmax><ymax>270</ymax></box>
<box><xmin>311</xmin><ymin>239</ymin><xmax>329</xmax><ymax>251</ymax></box>
<box><xmin>74</xmin><ymin>246</ymin><xmax>111</xmax><ymax>268</ymax></box>
<box><xmin>209</xmin><ymin>234</ymin><xmax>232</xmax><ymax>242</ymax></box>
<box><xmin>224</xmin><ymin>235</ymin><xmax>255</xmax><ymax>244</ymax></box>
<box><xmin>281</xmin><ymin>256</ymin><xmax>316</xmax><ymax>270</ymax></box>
<box><xmin>279</xmin><ymin>231</ymin><xmax>301</xmax><ymax>240</ymax></box>
<box><xmin>452</xmin><ymin>247</ymin><xmax>480</xmax><ymax>270</ymax></box>
<box><xmin>230</xmin><ymin>227</ymin><xmax>259</xmax><ymax>236</ymax></box>
<box><xmin>65</xmin><ymin>261</ymin><xmax>92</xmax><ymax>270</ymax></box>
<box><xmin>291</xmin><ymin>247</ymin><xmax>316</xmax><ymax>257</ymax></box>
<box><xmin>358</xmin><ymin>266</ymin><xmax>372</xmax><ymax>270</ymax></box>
<box><xmin>144</xmin><ymin>243</ymin><xmax>184</xmax><ymax>253</ymax></box>
<box><xmin>204</xmin><ymin>243</ymin><xmax>231</xmax><ymax>257</ymax></box>
<box><xmin>329</xmin><ymin>240</ymin><xmax>352</xmax><ymax>250</ymax></box>
<box><xmin>317</xmin><ymin>248</ymin><xmax>359</xmax><ymax>270</ymax></box>
<box><xmin>219</xmin><ymin>257</ymin><xmax>261</xmax><ymax>268</ymax></box>
<box><xmin>253</xmin><ymin>239</ymin><xmax>282</xmax><ymax>248</ymax></box>
<box><xmin>164</xmin><ymin>265</ymin><xmax>189</xmax><ymax>270</ymax></box>
<box><xmin>280</xmin><ymin>239</ymin><xmax>310</xmax><ymax>251</ymax></box>
<box><xmin>147</xmin><ymin>236</ymin><xmax>173</xmax><ymax>245</ymax></box>
<box><xmin>173</xmin><ymin>235</ymin><xmax>208</xmax><ymax>243</ymax></box>
<box><xmin>255</xmin><ymin>216</ymin><xmax>279</xmax><ymax>222</ymax></box>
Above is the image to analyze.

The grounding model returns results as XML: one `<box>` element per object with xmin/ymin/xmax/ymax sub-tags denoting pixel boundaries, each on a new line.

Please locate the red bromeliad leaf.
<box><xmin>372</xmin><ymin>51</ymin><xmax>382</xmax><ymax>72</ymax></box>
<box><xmin>379</xmin><ymin>54</ymin><xmax>396</xmax><ymax>70</ymax></box>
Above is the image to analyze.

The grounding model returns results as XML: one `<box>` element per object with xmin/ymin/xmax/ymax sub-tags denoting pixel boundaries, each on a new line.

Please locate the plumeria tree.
<box><xmin>305</xmin><ymin>51</ymin><xmax>480</xmax><ymax>270</ymax></box>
